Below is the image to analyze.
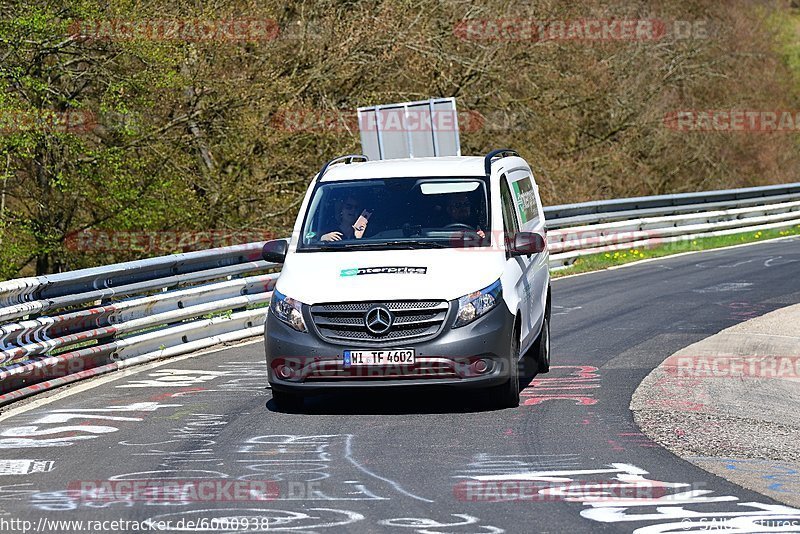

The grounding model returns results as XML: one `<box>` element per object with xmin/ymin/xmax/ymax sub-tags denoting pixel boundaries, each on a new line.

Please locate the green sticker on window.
<box><xmin>511</xmin><ymin>178</ymin><xmax>539</xmax><ymax>224</ymax></box>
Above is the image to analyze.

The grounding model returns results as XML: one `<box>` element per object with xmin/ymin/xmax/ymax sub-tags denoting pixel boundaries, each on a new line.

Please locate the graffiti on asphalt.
<box><xmin>521</xmin><ymin>365</ymin><xmax>600</xmax><ymax>406</ymax></box>
<box><xmin>454</xmin><ymin>458</ymin><xmax>800</xmax><ymax>533</ymax></box>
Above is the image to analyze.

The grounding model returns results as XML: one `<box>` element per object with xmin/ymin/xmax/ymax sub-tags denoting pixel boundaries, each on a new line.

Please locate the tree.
<box><xmin>0</xmin><ymin>3</ymin><xmax>207</xmax><ymax>276</ymax></box>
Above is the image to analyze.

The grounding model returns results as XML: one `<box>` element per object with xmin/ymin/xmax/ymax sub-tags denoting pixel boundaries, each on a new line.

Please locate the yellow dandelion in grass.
<box><xmin>604</xmin><ymin>253</ymin><xmax>611</xmax><ymax>258</ymax></box>
<box><xmin>692</xmin><ymin>241</ymin><xmax>697</xmax><ymax>245</ymax></box>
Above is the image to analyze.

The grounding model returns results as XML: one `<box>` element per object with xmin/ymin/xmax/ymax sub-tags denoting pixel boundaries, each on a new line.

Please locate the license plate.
<box><xmin>343</xmin><ymin>349</ymin><xmax>415</xmax><ymax>367</ymax></box>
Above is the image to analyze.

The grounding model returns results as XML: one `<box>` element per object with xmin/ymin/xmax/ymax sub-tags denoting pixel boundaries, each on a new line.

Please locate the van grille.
<box><xmin>309</xmin><ymin>300</ymin><xmax>449</xmax><ymax>343</ymax></box>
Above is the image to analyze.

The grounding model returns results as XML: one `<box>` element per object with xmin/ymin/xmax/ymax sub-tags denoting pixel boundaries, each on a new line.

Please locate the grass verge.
<box><xmin>551</xmin><ymin>224</ymin><xmax>800</xmax><ymax>278</ymax></box>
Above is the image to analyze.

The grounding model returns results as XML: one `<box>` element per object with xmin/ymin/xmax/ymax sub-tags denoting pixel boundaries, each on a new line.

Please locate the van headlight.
<box><xmin>270</xmin><ymin>289</ymin><xmax>307</xmax><ymax>332</ymax></box>
<box><xmin>454</xmin><ymin>280</ymin><xmax>502</xmax><ymax>328</ymax></box>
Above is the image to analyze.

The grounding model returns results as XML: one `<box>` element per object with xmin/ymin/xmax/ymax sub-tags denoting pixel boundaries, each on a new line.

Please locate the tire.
<box><xmin>271</xmin><ymin>389</ymin><xmax>304</xmax><ymax>411</ymax></box>
<box><xmin>531</xmin><ymin>317</ymin><xmax>551</xmax><ymax>374</ymax></box>
<box><xmin>487</xmin><ymin>329</ymin><xmax>520</xmax><ymax>409</ymax></box>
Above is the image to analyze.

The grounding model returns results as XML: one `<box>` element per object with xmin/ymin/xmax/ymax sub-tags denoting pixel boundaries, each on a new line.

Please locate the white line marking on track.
<box><xmin>552</xmin><ymin>234</ymin><xmax>800</xmax><ymax>282</ymax></box>
<box><xmin>344</xmin><ymin>435</ymin><xmax>434</xmax><ymax>503</ymax></box>
<box><xmin>0</xmin><ymin>339</ymin><xmax>262</xmax><ymax>424</ymax></box>
<box><xmin>0</xmin><ymin>460</ymin><xmax>54</xmax><ymax>475</ymax></box>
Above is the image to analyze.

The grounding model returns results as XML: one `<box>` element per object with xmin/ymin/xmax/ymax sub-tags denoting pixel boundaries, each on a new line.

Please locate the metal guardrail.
<box><xmin>547</xmin><ymin>184</ymin><xmax>800</xmax><ymax>268</ymax></box>
<box><xmin>0</xmin><ymin>182</ymin><xmax>798</xmax><ymax>405</ymax></box>
<box><xmin>542</xmin><ymin>182</ymin><xmax>800</xmax><ymax>226</ymax></box>
<box><xmin>0</xmin><ymin>244</ymin><xmax>278</xmax><ymax>405</ymax></box>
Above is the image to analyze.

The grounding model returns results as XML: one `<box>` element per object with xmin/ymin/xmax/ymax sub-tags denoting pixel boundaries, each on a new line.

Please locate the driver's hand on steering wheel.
<box><xmin>320</xmin><ymin>232</ymin><xmax>343</xmax><ymax>242</ymax></box>
<box><xmin>445</xmin><ymin>222</ymin><xmax>486</xmax><ymax>238</ymax></box>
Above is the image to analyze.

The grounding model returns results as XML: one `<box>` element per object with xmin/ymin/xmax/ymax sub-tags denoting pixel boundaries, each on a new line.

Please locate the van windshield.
<box><xmin>297</xmin><ymin>177</ymin><xmax>491</xmax><ymax>251</ymax></box>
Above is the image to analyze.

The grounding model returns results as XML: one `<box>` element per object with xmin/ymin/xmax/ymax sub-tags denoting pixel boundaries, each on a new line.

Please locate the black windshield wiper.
<box><xmin>338</xmin><ymin>240</ymin><xmax>448</xmax><ymax>249</ymax></box>
<box><xmin>300</xmin><ymin>244</ymin><xmax>352</xmax><ymax>252</ymax></box>
<box><xmin>300</xmin><ymin>240</ymin><xmax>448</xmax><ymax>252</ymax></box>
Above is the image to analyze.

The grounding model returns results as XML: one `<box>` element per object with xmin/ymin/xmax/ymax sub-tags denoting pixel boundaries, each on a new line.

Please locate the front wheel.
<box><xmin>531</xmin><ymin>317</ymin><xmax>551</xmax><ymax>374</ymax></box>
<box><xmin>487</xmin><ymin>330</ymin><xmax>520</xmax><ymax>409</ymax></box>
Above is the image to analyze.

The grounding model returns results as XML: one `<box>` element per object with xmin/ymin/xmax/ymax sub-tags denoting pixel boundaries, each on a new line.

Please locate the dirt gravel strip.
<box><xmin>631</xmin><ymin>303</ymin><xmax>800</xmax><ymax>506</ymax></box>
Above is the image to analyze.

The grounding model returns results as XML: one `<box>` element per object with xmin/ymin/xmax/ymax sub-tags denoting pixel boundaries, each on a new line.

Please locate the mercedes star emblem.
<box><xmin>364</xmin><ymin>306</ymin><xmax>393</xmax><ymax>335</ymax></box>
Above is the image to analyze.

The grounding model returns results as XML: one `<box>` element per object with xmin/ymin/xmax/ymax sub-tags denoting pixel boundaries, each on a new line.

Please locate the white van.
<box><xmin>262</xmin><ymin>149</ymin><xmax>551</xmax><ymax>409</ymax></box>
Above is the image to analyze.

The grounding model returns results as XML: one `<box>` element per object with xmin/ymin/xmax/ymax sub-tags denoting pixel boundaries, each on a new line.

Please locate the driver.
<box><xmin>320</xmin><ymin>195</ymin><xmax>369</xmax><ymax>242</ymax></box>
<box><xmin>444</xmin><ymin>193</ymin><xmax>485</xmax><ymax>238</ymax></box>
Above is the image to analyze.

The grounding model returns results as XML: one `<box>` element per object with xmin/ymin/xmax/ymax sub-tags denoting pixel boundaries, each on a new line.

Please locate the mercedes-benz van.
<box><xmin>262</xmin><ymin>149</ymin><xmax>551</xmax><ymax>410</ymax></box>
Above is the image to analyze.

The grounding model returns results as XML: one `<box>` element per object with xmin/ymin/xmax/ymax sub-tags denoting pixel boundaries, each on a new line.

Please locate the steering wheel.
<box><xmin>443</xmin><ymin>223</ymin><xmax>475</xmax><ymax>231</ymax></box>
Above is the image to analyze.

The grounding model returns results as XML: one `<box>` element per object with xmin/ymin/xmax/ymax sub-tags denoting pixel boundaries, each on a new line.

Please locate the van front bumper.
<box><xmin>265</xmin><ymin>301</ymin><xmax>516</xmax><ymax>393</ymax></box>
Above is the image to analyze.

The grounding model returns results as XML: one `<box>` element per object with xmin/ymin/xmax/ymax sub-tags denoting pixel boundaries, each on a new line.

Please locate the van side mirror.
<box><xmin>511</xmin><ymin>232</ymin><xmax>546</xmax><ymax>256</ymax></box>
<box><xmin>262</xmin><ymin>240</ymin><xmax>288</xmax><ymax>263</ymax></box>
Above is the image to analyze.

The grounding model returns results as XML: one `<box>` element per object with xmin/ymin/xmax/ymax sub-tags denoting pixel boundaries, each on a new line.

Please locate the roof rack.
<box><xmin>484</xmin><ymin>149</ymin><xmax>519</xmax><ymax>175</ymax></box>
<box><xmin>317</xmin><ymin>154</ymin><xmax>369</xmax><ymax>180</ymax></box>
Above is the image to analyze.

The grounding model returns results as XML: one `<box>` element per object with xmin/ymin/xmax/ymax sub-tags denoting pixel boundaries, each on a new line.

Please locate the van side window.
<box><xmin>511</xmin><ymin>175</ymin><xmax>540</xmax><ymax>226</ymax></box>
<box><xmin>500</xmin><ymin>176</ymin><xmax>519</xmax><ymax>249</ymax></box>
